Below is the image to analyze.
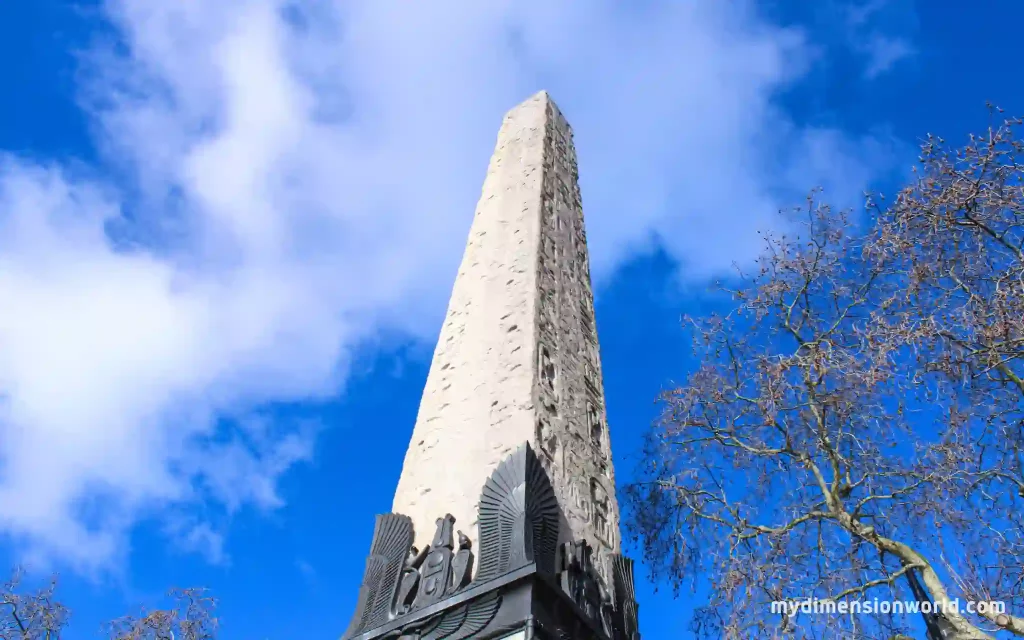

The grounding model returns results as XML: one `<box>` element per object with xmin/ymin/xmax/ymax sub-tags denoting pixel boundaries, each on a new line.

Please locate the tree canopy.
<box><xmin>628</xmin><ymin>113</ymin><xmax>1024</xmax><ymax>640</ymax></box>
<box><xmin>1</xmin><ymin>569</ymin><xmax>215</xmax><ymax>640</ymax></box>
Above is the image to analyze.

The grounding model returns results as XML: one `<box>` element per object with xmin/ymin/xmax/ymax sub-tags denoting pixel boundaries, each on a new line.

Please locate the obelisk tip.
<box><xmin>504</xmin><ymin>90</ymin><xmax>562</xmax><ymax>120</ymax></box>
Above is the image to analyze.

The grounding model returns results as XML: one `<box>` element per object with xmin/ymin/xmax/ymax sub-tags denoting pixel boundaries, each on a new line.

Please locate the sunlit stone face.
<box><xmin>391</xmin><ymin>92</ymin><xmax>621</xmax><ymax>573</ymax></box>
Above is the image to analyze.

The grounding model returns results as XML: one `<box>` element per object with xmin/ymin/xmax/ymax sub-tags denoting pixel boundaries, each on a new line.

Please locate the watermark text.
<box><xmin>771</xmin><ymin>598</ymin><xmax>1006</xmax><ymax>617</ymax></box>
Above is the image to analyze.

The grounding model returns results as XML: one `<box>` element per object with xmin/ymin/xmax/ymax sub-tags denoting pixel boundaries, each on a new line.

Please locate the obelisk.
<box><xmin>392</xmin><ymin>90</ymin><xmax>619</xmax><ymax>563</ymax></box>
<box><xmin>342</xmin><ymin>92</ymin><xmax>640</xmax><ymax>640</ymax></box>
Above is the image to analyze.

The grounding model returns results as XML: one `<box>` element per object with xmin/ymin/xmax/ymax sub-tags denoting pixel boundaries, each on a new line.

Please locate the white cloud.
<box><xmin>841</xmin><ymin>0</ymin><xmax>916</xmax><ymax>78</ymax></box>
<box><xmin>0</xmin><ymin>0</ymin><xmax>893</xmax><ymax>571</ymax></box>
<box><xmin>861</xmin><ymin>34</ymin><xmax>915</xmax><ymax>79</ymax></box>
<box><xmin>296</xmin><ymin>558</ymin><xmax>315</xmax><ymax>582</ymax></box>
<box><xmin>167</xmin><ymin>519</ymin><xmax>228</xmax><ymax>567</ymax></box>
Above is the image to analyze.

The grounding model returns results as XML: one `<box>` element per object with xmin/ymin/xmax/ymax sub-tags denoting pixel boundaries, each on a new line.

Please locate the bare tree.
<box><xmin>1</xmin><ymin>570</ymin><xmax>67</xmax><ymax>640</ymax></box>
<box><xmin>109</xmin><ymin>589</ymin><xmax>218</xmax><ymax>640</ymax></box>
<box><xmin>0</xmin><ymin>569</ymin><xmax>217</xmax><ymax>640</ymax></box>
<box><xmin>627</xmin><ymin>113</ymin><xmax>1024</xmax><ymax>639</ymax></box>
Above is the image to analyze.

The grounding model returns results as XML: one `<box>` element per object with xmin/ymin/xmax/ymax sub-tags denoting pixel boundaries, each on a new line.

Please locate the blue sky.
<box><xmin>0</xmin><ymin>0</ymin><xmax>1020</xmax><ymax>638</ymax></box>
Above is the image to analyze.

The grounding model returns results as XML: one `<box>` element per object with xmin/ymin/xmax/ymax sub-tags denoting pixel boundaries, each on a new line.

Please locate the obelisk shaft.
<box><xmin>392</xmin><ymin>92</ymin><xmax>620</xmax><ymax>564</ymax></box>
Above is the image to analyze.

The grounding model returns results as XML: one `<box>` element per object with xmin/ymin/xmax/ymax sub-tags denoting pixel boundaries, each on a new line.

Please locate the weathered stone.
<box><xmin>344</xmin><ymin>92</ymin><xmax>641</xmax><ymax>640</ymax></box>
<box><xmin>391</xmin><ymin>91</ymin><xmax>621</xmax><ymax>573</ymax></box>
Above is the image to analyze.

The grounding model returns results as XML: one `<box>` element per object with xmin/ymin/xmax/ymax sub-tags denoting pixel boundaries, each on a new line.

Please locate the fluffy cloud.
<box><xmin>0</xmin><ymin>0</ymin><xmax>892</xmax><ymax>570</ymax></box>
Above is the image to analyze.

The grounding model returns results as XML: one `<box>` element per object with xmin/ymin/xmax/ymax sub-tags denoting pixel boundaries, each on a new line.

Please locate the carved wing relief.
<box><xmin>342</xmin><ymin>514</ymin><xmax>415</xmax><ymax>639</ymax></box>
<box><xmin>477</xmin><ymin>443</ymin><xmax>560</xmax><ymax>581</ymax></box>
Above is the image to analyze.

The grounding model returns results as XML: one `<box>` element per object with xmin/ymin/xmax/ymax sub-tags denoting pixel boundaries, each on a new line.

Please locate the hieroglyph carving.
<box><xmin>413</xmin><ymin>514</ymin><xmax>456</xmax><ymax>609</ymax></box>
<box><xmin>477</xmin><ymin>443</ymin><xmax>561</xmax><ymax>580</ymax></box>
<box><xmin>348</xmin><ymin>92</ymin><xmax>637</xmax><ymax>640</ymax></box>
<box><xmin>558</xmin><ymin>540</ymin><xmax>614</xmax><ymax>637</ymax></box>
<box><xmin>526</xmin><ymin>96</ymin><xmax>620</xmax><ymax>574</ymax></box>
<box><xmin>389</xmin><ymin>89</ymin><xmax>621</xmax><ymax>595</ymax></box>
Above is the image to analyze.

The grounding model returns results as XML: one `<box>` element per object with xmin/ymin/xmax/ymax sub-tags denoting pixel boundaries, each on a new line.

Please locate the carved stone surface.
<box><xmin>397</xmin><ymin>546</ymin><xmax>428</xmax><ymax>615</ymax></box>
<box><xmin>449</xmin><ymin>532</ymin><xmax>473</xmax><ymax>593</ymax></box>
<box><xmin>610</xmin><ymin>555</ymin><xmax>641</xmax><ymax>640</ymax></box>
<box><xmin>477</xmin><ymin>443</ymin><xmax>561</xmax><ymax>581</ymax></box>
<box><xmin>390</xmin><ymin>91</ymin><xmax>621</xmax><ymax>565</ymax></box>
<box><xmin>376</xmin><ymin>592</ymin><xmax>503</xmax><ymax>640</ymax></box>
<box><xmin>414</xmin><ymin>515</ymin><xmax>456</xmax><ymax>609</ymax></box>
<box><xmin>558</xmin><ymin>541</ymin><xmax>603</xmax><ymax>625</ymax></box>
<box><xmin>346</xmin><ymin>92</ymin><xmax>638</xmax><ymax>640</ymax></box>
<box><xmin>343</xmin><ymin>514</ymin><xmax>415</xmax><ymax>638</ymax></box>
<box><xmin>343</xmin><ymin>444</ymin><xmax>640</xmax><ymax>640</ymax></box>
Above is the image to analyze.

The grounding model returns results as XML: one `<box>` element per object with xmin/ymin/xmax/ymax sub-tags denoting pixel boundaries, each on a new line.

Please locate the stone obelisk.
<box><xmin>392</xmin><ymin>90</ymin><xmax>619</xmax><ymax>562</ymax></box>
<box><xmin>342</xmin><ymin>93</ymin><xmax>639</xmax><ymax>640</ymax></box>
